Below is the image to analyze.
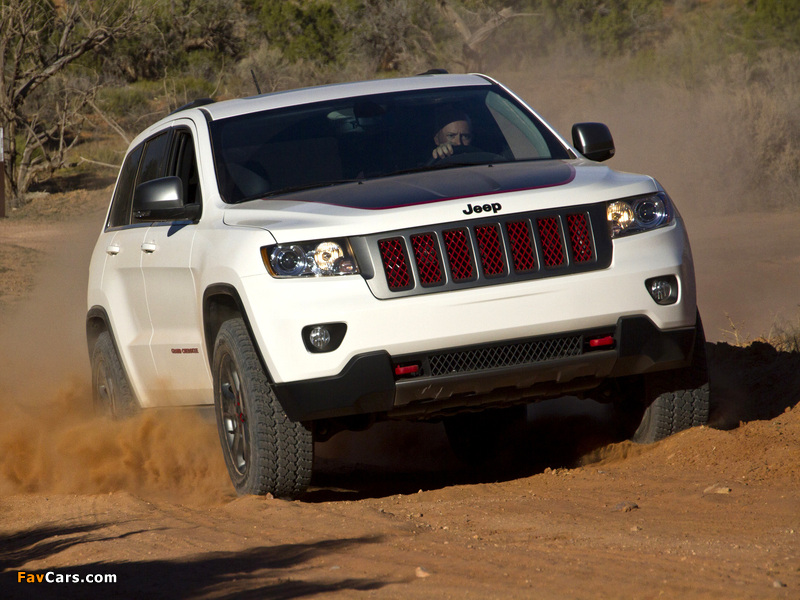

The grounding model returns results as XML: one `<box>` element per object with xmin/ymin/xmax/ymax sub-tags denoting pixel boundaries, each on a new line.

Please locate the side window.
<box><xmin>169</xmin><ymin>130</ymin><xmax>202</xmax><ymax>207</ymax></box>
<box><xmin>131</xmin><ymin>131</ymin><xmax>172</xmax><ymax>224</ymax></box>
<box><xmin>138</xmin><ymin>132</ymin><xmax>171</xmax><ymax>184</ymax></box>
<box><xmin>107</xmin><ymin>144</ymin><xmax>143</xmax><ymax>228</ymax></box>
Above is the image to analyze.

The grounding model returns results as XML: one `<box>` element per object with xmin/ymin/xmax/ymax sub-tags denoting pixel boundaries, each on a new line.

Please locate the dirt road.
<box><xmin>1</xmin><ymin>185</ymin><xmax>799</xmax><ymax>599</ymax></box>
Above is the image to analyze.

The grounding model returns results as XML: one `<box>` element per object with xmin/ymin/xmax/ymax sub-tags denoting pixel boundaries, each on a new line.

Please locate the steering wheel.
<box><xmin>427</xmin><ymin>144</ymin><xmax>506</xmax><ymax>166</ymax></box>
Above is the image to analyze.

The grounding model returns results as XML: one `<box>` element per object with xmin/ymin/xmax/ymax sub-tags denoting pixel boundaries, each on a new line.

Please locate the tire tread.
<box><xmin>214</xmin><ymin>318</ymin><xmax>313</xmax><ymax>497</ymax></box>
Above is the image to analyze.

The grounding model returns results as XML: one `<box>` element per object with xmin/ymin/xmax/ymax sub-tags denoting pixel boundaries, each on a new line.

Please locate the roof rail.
<box><xmin>417</xmin><ymin>68</ymin><xmax>449</xmax><ymax>75</ymax></box>
<box><xmin>169</xmin><ymin>98</ymin><xmax>215</xmax><ymax>115</ymax></box>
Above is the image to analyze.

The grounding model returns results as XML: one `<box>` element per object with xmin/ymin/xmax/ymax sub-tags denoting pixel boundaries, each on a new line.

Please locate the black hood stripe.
<box><xmin>263</xmin><ymin>161</ymin><xmax>576</xmax><ymax>210</ymax></box>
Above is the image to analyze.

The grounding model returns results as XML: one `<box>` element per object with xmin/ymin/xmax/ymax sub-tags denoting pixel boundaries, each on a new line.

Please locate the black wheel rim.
<box><xmin>219</xmin><ymin>354</ymin><xmax>249</xmax><ymax>478</ymax></box>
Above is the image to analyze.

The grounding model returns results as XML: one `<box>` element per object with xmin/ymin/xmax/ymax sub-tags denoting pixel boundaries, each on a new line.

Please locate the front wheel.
<box><xmin>624</xmin><ymin>313</ymin><xmax>711</xmax><ymax>444</ymax></box>
<box><xmin>212</xmin><ymin>318</ymin><xmax>313</xmax><ymax>497</ymax></box>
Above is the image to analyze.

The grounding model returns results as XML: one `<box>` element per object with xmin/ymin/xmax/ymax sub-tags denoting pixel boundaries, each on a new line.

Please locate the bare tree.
<box><xmin>0</xmin><ymin>0</ymin><xmax>144</xmax><ymax>205</ymax></box>
<box><xmin>437</xmin><ymin>1</ymin><xmax>539</xmax><ymax>72</ymax></box>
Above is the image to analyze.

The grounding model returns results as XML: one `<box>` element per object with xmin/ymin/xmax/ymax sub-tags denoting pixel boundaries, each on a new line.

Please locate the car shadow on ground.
<box><xmin>2</xmin><ymin>529</ymin><xmax>393</xmax><ymax>600</ymax></box>
<box><xmin>305</xmin><ymin>341</ymin><xmax>800</xmax><ymax>502</ymax></box>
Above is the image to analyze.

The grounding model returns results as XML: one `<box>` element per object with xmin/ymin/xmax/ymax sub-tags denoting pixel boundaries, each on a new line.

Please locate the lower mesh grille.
<box><xmin>428</xmin><ymin>335</ymin><xmax>583</xmax><ymax>377</ymax></box>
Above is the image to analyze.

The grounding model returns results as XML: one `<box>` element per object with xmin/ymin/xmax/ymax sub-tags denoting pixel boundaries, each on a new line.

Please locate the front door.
<box><xmin>140</xmin><ymin>125</ymin><xmax>212</xmax><ymax>405</ymax></box>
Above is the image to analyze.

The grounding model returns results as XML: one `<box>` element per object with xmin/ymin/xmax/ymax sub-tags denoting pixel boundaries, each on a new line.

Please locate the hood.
<box><xmin>222</xmin><ymin>160</ymin><xmax>657</xmax><ymax>242</ymax></box>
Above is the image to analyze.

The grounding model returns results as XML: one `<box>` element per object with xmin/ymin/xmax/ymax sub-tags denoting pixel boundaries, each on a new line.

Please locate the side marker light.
<box><xmin>394</xmin><ymin>364</ymin><xmax>420</xmax><ymax>377</ymax></box>
<box><xmin>589</xmin><ymin>336</ymin><xmax>615</xmax><ymax>348</ymax></box>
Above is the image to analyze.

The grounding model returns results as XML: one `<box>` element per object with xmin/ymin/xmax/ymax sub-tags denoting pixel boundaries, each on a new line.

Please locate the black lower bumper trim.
<box><xmin>272</xmin><ymin>351</ymin><xmax>395</xmax><ymax>421</ymax></box>
<box><xmin>611</xmin><ymin>315</ymin><xmax>695</xmax><ymax>376</ymax></box>
<box><xmin>272</xmin><ymin>316</ymin><xmax>696</xmax><ymax>422</ymax></box>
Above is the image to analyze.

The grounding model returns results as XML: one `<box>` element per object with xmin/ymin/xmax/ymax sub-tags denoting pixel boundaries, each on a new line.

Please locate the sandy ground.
<box><xmin>1</xmin><ymin>159</ymin><xmax>799</xmax><ymax>596</ymax></box>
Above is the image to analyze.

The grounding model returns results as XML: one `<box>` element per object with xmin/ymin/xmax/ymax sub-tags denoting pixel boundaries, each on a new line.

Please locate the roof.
<box><xmin>201</xmin><ymin>73</ymin><xmax>492</xmax><ymax>121</ymax></box>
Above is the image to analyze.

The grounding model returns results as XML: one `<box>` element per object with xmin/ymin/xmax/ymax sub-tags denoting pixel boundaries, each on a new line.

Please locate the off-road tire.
<box><xmin>630</xmin><ymin>313</ymin><xmax>711</xmax><ymax>444</ymax></box>
<box><xmin>213</xmin><ymin>318</ymin><xmax>313</xmax><ymax>498</ymax></box>
<box><xmin>91</xmin><ymin>331</ymin><xmax>139</xmax><ymax>419</ymax></box>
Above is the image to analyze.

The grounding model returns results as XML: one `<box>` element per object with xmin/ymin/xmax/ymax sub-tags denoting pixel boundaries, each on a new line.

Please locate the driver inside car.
<box><xmin>432</xmin><ymin>110</ymin><xmax>473</xmax><ymax>160</ymax></box>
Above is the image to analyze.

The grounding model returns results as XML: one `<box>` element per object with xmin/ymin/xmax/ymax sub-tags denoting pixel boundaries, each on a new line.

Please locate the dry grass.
<box><xmin>723</xmin><ymin>311</ymin><xmax>800</xmax><ymax>353</ymax></box>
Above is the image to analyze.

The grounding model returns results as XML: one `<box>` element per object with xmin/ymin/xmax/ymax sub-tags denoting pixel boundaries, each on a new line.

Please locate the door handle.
<box><xmin>106</xmin><ymin>244</ymin><xmax>120</xmax><ymax>256</ymax></box>
<box><xmin>141</xmin><ymin>241</ymin><xmax>157</xmax><ymax>253</ymax></box>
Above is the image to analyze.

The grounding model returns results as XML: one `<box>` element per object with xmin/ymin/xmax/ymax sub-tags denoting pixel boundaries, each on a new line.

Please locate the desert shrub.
<box><xmin>743</xmin><ymin>0</ymin><xmax>800</xmax><ymax>48</ymax></box>
<box><xmin>97</xmin><ymin>85</ymin><xmax>155</xmax><ymax>119</ymax></box>
<box><xmin>96</xmin><ymin>0</ymin><xmax>247</xmax><ymax>81</ymax></box>
<box><xmin>229</xmin><ymin>42</ymin><xmax>296</xmax><ymax>96</ymax></box>
<box><xmin>755</xmin><ymin>312</ymin><xmax>800</xmax><ymax>354</ymax></box>
<box><xmin>540</xmin><ymin>0</ymin><xmax>666</xmax><ymax>55</ymax></box>
<box><xmin>720</xmin><ymin>49</ymin><xmax>800</xmax><ymax>209</ymax></box>
<box><xmin>247</xmin><ymin>0</ymin><xmax>352</xmax><ymax>65</ymax></box>
<box><xmin>162</xmin><ymin>75</ymin><xmax>220</xmax><ymax>112</ymax></box>
<box><xmin>344</xmin><ymin>0</ymin><xmax>448</xmax><ymax>73</ymax></box>
<box><xmin>228</xmin><ymin>40</ymin><xmax>364</xmax><ymax>100</ymax></box>
<box><xmin>636</xmin><ymin>1</ymin><xmax>745</xmax><ymax>86</ymax></box>
<box><xmin>95</xmin><ymin>81</ymin><xmax>165</xmax><ymax>134</ymax></box>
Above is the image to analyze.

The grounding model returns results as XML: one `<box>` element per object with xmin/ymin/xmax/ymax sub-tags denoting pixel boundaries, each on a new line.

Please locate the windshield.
<box><xmin>210</xmin><ymin>85</ymin><xmax>571</xmax><ymax>204</ymax></box>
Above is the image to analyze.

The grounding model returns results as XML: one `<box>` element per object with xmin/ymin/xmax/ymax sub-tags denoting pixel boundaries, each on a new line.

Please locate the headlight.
<box><xmin>607</xmin><ymin>192</ymin><xmax>674</xmax><ymax>238</ymax></box>
<box><xmin>262</xmin><ymin>238</ymin><xmax>360</xmax><ymax>277</ymax></box>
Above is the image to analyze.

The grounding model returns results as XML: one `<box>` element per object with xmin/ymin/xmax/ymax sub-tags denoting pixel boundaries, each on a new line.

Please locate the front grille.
<box><xmin>442</xmin><ymin>228</ymin><xmax>474</xmax><ymax>282</ymax></box>
<box><xmin>506</xmin><ymin>220</ymin><xmax>537</xmax><ymax>272</ymax></box>
<box><xmin>428</xmin><ymin>335</ymin><xmax>583</xmax><ymax>377</ymax></box>
<box><xmin>567</xmin><ymin>213</ymin><xmax>593</xmax><ymax>263</ymax></box>
<box><xmin>410</xmin><ymin>233</ymin><xmax>443</xmax><ymax>286</ymax></box>
<box><xmin>475</xmin><ymin>224</ymin><xmax>505</xmax><ymax>277</ymax></box>
<box><xmin>366</xmin><ymin>204</ymin><xmax>611</xmax><ymax>298</ymax></box>
<box><xmin>378</xmin><ymin>238</ymin><xmax>411</xmax><ymax>290</ymax></box>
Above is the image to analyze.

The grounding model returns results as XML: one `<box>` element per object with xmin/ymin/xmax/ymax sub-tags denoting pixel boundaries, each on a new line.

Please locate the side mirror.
<box><xmin>572</xmin><ymin>122</ymin><xmax>615</xmax><ymax>162</ymax></box>
<box><xmin>133</xmin><ymin>176</ymin><xmax>200</xmax><ymax>221</ymax></box>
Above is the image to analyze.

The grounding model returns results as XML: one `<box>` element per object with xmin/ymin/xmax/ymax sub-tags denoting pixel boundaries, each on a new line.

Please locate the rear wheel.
<box><xmin>91</xmin><ymin>331</ymin><xmax>139</xmax><ymax>419</ymax></box>
<box><xmin>621</xmin><ymin>313</ymin><xmax>711</xmax><ymax>444</ymax></box>
<box><xmin>213</xmin><ymin>318</ymin><xmax>313</xmax><ymax>497</ymax></box>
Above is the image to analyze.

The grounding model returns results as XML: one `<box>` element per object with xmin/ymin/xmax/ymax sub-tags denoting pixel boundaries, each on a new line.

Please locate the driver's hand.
<box><xmin>432</xmin><ymin>143</ymin><xmax>454</xmax><ymax>160</ymax></box>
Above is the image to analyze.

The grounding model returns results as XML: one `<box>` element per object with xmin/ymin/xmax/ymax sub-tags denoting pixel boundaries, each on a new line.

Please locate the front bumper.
<box><xmin>241</xmin><ymin>218</ymin><xmax>696</xmax><ymax>387</ymax></box>
<box><xmin>272</xmin><ymin>315</ymin><xmax>696</xmax><ymax>421</ymax></box>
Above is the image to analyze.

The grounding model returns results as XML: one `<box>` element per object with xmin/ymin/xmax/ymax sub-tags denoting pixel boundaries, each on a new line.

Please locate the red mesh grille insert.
<box><xmin>537</xmin><ymin>217</ymin><xmax>565</xmax><ymax>268</ymax></box>
<box><xmin>410</xmin><ymin>233</ymin><xmax>443</xmax><ymax>286</ymax></box>
<box><xmin>378</xmin><ymin>238</ymin><xmax>411</xmax><ymax>290</ymax></box>
<box><xmin>506</xmin><ymin>220</ymin><xmax>537</xmax><ymax>273</ymax></box>
<box><xmin>442</xmin><ymin>228</ymin><xmax>474</xmax><ymax>282</ymax></box>
<box><xmin>475</xmin><ymin>225</ymin><xmax>505</xmax><ymax>277</ymax></box>
<box><xmin>567</xmin><ymin>213</ymin><xmax>593</xmax><ymax>263</ymax></box>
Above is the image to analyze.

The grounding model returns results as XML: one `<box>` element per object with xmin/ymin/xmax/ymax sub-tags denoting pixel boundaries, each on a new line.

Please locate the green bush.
<box><xmin>744</xmin><ymin>0</ymin><xmax>800</xmax><ymax>48</ymax></box>
<box><xmin>248</xmin><ymin>0</ymin><xmax>352</xmax><ymax>65</ymax></box>
<box><xmin>541</xmin><ymin>0</ymin><xmax>666</xmax><ymax>55</ymax></box>
<box><xmin>97</xmin><ymin>85</ymin><xmax>156</xmax><ymax>119</ymax></box>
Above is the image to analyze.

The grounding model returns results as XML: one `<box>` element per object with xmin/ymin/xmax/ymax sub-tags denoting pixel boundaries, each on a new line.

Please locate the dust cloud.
<box><xmin>0</xmin><ymin>381</ymin><xmax>229</xmax><ymax>502</ymax></box>
<box><xmin>500</xmin><ymin>63</ymin><xmax>749</xmax><ymax>222</ymax></box>
<box><xmin>0</xmin><ymin>211</ymin><xmax>230</xmax><ymax>503</ymax></box>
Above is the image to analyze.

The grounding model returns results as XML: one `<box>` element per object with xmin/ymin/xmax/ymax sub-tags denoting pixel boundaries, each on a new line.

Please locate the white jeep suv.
<box><xmin>87</xmin><ymin>72</ymin><xmax>709</xmax><ymax>497</ymax></box>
